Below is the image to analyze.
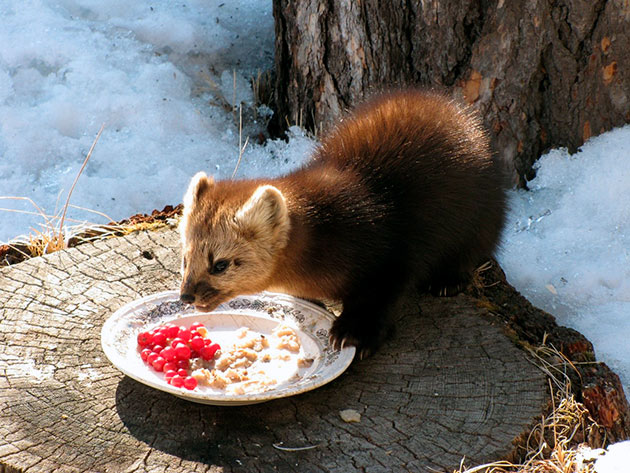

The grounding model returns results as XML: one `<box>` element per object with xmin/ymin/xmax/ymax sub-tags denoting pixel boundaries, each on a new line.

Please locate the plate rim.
<box><xmin>101</xmin><ymin>290</ymin><xmax>355</xmax><ymax>405</ymax></box>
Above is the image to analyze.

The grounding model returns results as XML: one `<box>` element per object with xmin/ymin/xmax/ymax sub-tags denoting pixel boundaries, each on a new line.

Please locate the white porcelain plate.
<box><xmin>101</xmin><ymin>291</ymin><xmax>355</xmax><ymax>405</ymax></box>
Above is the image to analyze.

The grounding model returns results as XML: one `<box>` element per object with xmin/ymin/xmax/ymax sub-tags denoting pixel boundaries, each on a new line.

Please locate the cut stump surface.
<box><xmin>1</xmin><ymin>228</ymin><xmax>549</xmax><ymax>472</ymax></box>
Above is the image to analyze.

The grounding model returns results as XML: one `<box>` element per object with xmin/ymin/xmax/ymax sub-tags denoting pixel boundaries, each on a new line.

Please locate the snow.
<box><xmin>595</xmin><ymin>440</ymin><xmax>630</xmax><ymax>473</ymax></box>
<box><xmin>0</xmin><ymin>0</ymin><xmax>312</xmax><ymax>240</ymax></box>
<box><xmin>1</xmin><ymin>0</ymin><xmax>629</xmax><ymax>465</ymax></box>
<box><xmin>497</xmin><ymin>126</ymin><xmax>630</xmax><ymax>395</ymax></box>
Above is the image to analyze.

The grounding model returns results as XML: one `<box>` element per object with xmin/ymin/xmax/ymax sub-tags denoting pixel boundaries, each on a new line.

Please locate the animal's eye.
<box><xmin>210</xmin><ymin>259</ymin><xmax>230</xmax><ymax>275</ymax></box>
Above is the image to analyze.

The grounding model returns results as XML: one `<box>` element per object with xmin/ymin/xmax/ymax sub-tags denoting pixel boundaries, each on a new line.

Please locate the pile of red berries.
<box><xmin>137</xmin><ymin>321</ymin><xmax>221</xmax><ymax>390</ymax></box>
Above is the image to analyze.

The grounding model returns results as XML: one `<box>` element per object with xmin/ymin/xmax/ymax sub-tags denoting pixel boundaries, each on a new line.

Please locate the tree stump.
<box><xmin>0</xmin><ymin>228</ymin><xmax>627</xmax><ymax>472</ymax></box>
<box><xmin>271</xmin><ymin>0</ymin><xmax>630</xmax><ymax>186</ymax></box>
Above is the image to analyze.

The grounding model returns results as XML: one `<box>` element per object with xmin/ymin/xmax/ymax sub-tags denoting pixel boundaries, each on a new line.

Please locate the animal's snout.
<box><xmin>180</xmin><ymin>280</ymin><xmax>221</xmax><ymax>310</ymax></box>
<box><xmin>180</xmin><ymin>292</ymin><xmax>195</xmax><ymax>304</ymax></box>
<box><xmin>180</xmin><ymin>277</ymin><xmax>196</xmax><ymax>304</ymax></box>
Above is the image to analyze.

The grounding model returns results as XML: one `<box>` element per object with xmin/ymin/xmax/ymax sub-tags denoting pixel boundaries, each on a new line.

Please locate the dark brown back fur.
<box><xmin>277</xmin><ymin>90</ymin><xmax>506</xmax><ymax>296</ymax></box>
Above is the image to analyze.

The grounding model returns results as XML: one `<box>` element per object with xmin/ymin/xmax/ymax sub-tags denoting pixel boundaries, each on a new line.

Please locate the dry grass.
<box><xmin>454</xmin><ymin>343</ymin><xmax>605</xmax><ymax>473</ymax></box>
<box><xmin>251</xmin><ymin>69</ymin><xmax>273</xmax><ymax>110</ymax></box>
<box><xmin>101</xmin><ymin>218</ymin><xmax>179</xmax><ymax>240</ymax></box>
<box><xmin>197</xmin><ymin>70</ymin><xmax>233</xmax><ymax>113</ymax></box>
<box><xmin>199</xmin><ymin>68</ymin><xmax>273</xmax><ymax>123</ymax></box>
<box><xmin>285</xmin><ymin>108</ymin><xmax>305</xmax><ymax>130</ymax></box>
<box><xmin>54</xmin><ymin>124</ymin><xmax>105</xmax><ymax>248</ymax></box>
<box><xmin>231</xmin><ymin>104</ymin><xmax>250</xmax><ymax>179</ymax></box>
<box><xmin>0</xmin><ymin>123</ymin><xmax>184</xmax><ymax>266</ymax></box>
<box><xmin>1</xmin><ymin>125</ymin><xmax>105</xmax><ymax>257</ymax></box>
<box><xmin>455</xmin><ymin>392</ymin><xmax>602</xmax><ymax>473</ymax></box>
<box><xmin>0</xmin><ymin>210</ymin><xmax>180</xmax><ymax>266</ymax></box>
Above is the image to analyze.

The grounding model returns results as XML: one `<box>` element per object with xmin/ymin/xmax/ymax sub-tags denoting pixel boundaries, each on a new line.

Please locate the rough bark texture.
<box><xmin>0</xmin><ymin>229</ymin><xmax>628</xmax><ymax>472</ymax></box>
<box><xmin>271</xmin><ymin>0</ymin><xmax>630</xmax><ymax>186</ymax></box>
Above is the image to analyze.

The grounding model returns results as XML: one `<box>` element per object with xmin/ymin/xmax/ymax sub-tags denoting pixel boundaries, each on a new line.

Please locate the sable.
<box><xmin>180</xmin><ymin>89</ymin><xmax>507</xmax><ymax>356</ymax></box>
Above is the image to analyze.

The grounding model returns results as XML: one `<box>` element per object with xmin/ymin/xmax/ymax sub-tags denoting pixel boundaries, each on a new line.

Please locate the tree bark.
<box><xmin>271</xmin><ymin>0</ymin><xmax>630</xmax><ymax>187</ymax></box>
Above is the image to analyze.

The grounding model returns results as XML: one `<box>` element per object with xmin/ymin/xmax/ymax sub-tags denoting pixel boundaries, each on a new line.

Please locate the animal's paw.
<box><xmin>429</xmin><ymin>282</ymin><xmax>466</xmax><ymax>297</ymax></box>
<box><xmin>428</xmin><ymin>273</ymin><xmax>471</xmax><ymax>297</ymax></box>
<box><xmin>329</xmin><ymin>316</ymin><xmax>380</xmax><ymax>360</ymax></box>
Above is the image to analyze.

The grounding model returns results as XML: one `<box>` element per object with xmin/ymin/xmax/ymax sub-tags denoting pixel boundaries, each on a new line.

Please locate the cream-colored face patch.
<box><xmin>179</xmin><ymin>181</ymin><xmax>291</xmax><ymax>311</ymax></box>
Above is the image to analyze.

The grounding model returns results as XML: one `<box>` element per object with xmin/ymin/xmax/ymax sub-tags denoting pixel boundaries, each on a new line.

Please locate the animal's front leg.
<box><xmin>329</xmin><ymin>284</ymin><xmax>401</xmax><ymax>359</ymax></box>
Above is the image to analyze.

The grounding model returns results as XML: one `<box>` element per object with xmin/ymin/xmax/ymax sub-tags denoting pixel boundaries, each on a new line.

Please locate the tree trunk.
<box><xmin>271</xmin><ymin>0</ymin><xmax>630</xmax><ymax>187</ymax></box>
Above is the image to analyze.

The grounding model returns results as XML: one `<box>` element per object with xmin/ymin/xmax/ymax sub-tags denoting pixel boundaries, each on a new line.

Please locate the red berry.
<box><xmin>183</xmin><ymin>376</ymin><xmax>198</xmax><ymax>390</ymax></box>
<box><xmin>137</xmin><ymin>331</ymin><xmax>152</xmax><ymax>347</ymax></box>
<box><xmin>164</xmin><ymin>369</ymin><xmax>177</xmax><ymax>382</ymax></box>
<box><xmin>177</xmin><ymin>327</ymin><xmax>192</xmax><ymax>342</ymax></box>
<box><xmin>161</xmin><ymin>346</ymin><xmax>176</xmax><ymax>361</ymax></box>
<box><xmin>151</xmin><ymin>356</ymin><xmax>166</xmax><ymax>372</ymax></box>
<box><xmin>170</xmin><ymin>337</ymin><xmax>186</xmax><ymax>348</ymax></box>
<box><xmin>154</xmin><ymin>327</ymin><xmax>167</xmax><ymax>339</ymax></box>
<box><xmin>151</xmin><ymin>332</ymin><xmax>167</xmax><ymax>347</ymax></box>
<box><xmin>166</xmin><ymin>324</ymin><xmax>179</xmax><ymax>338</ymax></box>
<box><xmin>169</xmin><ymin>375</ymin><xmax>184</xmax><ymax>388</ymax></box>
<box><xmin>199</xmin><ymin>346</ymin><xmax>211</xmax><ymax>360</ymax></box>
<box><xmin>190</xmin><ymin>336</ymin><xmax>204</xmax><ymax>351</ymax></box>
<box><xmin>175</xmin><ymin>344</ymin><xmax>191</xmax><ymax>360</ymax></box>
<box><xmin>163</xmin><ymin>361</ymin><xmax>177</xmax><ymax>373</ymax></box>
<box><xmin>140</xmin><ymin>348</ymin><xmax>152</xmax><ymax>362</ymax></box>
<box><xmin>200</xmin><ymin>343</ymin><xmax>220</xmax><ymax>361</ymax></box>
<box><xmin>147</xmin><ymin>352</ymin><xmax>159</xmax><ymax>365</ymax></box>
<box><xmin>138</xmin><ymin>322</ymin><xmax>218</xmax><ymax>384</ymax></box>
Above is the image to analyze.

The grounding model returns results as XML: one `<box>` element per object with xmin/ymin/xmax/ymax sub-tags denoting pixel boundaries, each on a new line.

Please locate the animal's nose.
<box><xmin>180</xmin><ymin>292</ymin><xmax>195</xmax><ymax>304</ymax></box>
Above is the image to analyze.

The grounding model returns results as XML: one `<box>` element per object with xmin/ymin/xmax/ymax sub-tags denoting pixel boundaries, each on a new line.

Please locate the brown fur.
<box><xmin>180</xmin><ymin>89</ymin><xmax>507</xmax><ymax>355</ymax></box>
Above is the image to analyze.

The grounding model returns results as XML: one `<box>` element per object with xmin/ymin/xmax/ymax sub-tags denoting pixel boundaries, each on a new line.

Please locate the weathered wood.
<box><xmin>0</xmin><ymin>228</ymin><xmax>550</xmax><ymax>472</ymax></box>
<box><xmin>472</xmin><ymin>262</ymin><xmax>630</xmax><ymax>443</ymax></box>
<box><xmin>271</xmin><ymin>0</ymin><xmax>630</xmax><ymax>186</ymax></box>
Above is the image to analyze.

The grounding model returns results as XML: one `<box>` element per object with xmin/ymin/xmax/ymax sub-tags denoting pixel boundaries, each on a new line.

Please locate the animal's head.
<box><xmin>179</xmin><ymin>172</ymin><xmax>290</xmax><ymax>311</ymax></box>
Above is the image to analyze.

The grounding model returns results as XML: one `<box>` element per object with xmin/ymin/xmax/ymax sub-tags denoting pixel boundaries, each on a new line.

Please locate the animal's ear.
<box><xmin>235</xmin><ymin>185</ymin><xmax>289</xmax><ymax>235</ymax></box>
<box><xmin>183</xmin><ymin>172</ymin><xmax>215</xmax><ymax>209</ymax></box>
